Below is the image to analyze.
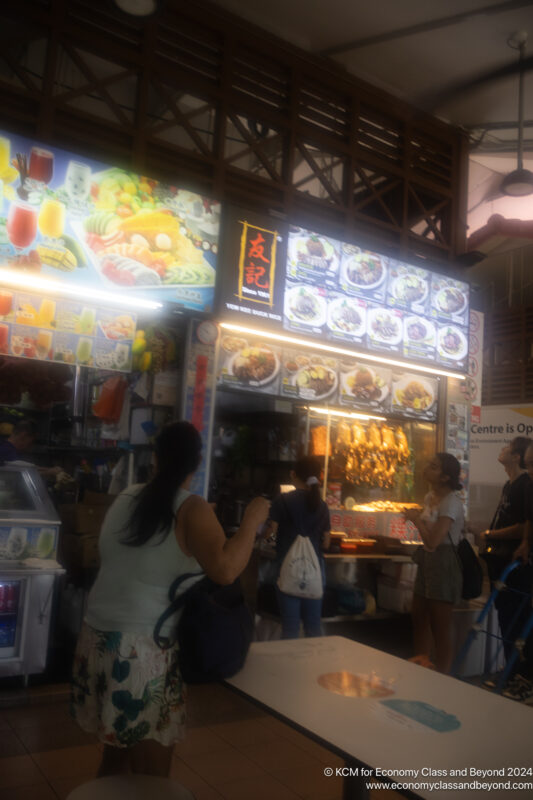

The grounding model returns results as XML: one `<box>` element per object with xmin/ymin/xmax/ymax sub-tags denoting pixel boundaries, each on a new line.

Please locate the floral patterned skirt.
<box><xmin>70</xmin><ymin>621</ymin><xmax>186</xmax><ymax>748</ymax></box>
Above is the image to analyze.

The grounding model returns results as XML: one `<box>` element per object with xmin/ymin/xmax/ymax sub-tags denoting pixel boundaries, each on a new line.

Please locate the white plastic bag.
<box><xmin>277</xmin><ymin>535</ymin><xmax>323</xmax><ymax>599</ymax></box>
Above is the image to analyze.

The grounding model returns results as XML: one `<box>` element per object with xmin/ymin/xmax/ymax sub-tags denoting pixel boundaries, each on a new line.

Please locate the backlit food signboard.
<box><xmin>0</xmin><ymin>129</ymin><xmax>220</xmax><ymax>311</ymax></box>
<box><xmin>219</xmin><ymin>214</ymin><xmax>470</xmax><ymax>375</ymax></box>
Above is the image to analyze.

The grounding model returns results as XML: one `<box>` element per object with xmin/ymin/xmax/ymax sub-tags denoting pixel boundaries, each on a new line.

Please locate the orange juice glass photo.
<box><xmin>0</xmin><ymin>137</ymin><xmax>10</xmax><ymax>172</ymax></box>
<box><xmin>38</xmin><ymin>199</ymin><xmax>65</xmax><ymax>240</ymax></box>
<box><xmin>37</xmin><ymin>298</ymin><xmax>56</xmax><ymax>328</ymax></box>
<box><xmin>36</xmin><ymin>330</ymin><xmax>53</xmax><ymax>359</ymax></box>
<box><xmin>0</xmin><ymin>323</ymin><xmax>9</xmax><ymax>354</ymax></box>
<box><xmin>0</xmin><ymin>291</ymin><xmax>13</xmax><ymax>317</ymax></box>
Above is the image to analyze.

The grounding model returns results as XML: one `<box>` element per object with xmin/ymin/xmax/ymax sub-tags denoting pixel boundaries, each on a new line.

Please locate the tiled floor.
<box><xmin>0</xmin><ymin>683</ymin><xmax>402</xmax><ymax>800</ymax></box>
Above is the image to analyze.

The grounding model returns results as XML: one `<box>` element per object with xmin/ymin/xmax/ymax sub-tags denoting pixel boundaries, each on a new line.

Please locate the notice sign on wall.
<box><xmin>470</xmin><ymin>404</ymin><xmax>533</xmax><ymax>486</ymax></box>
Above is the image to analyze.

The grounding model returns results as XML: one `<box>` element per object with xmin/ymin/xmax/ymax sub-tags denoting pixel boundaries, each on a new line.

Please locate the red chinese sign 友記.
<box><xmin>237</xmin><ymin>221</ymin><xmax>278</xmax><ymax>306</ymax></box>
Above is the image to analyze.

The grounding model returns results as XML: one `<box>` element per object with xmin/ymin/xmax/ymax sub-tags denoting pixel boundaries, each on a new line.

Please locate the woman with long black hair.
<box><xmin>70</xmin><ymin>421</ymin><xmax>269</xmax><ymax>777</ymax></box>
<box><xmin>264</xmin><ymin>456</ymin><xmax>330</xmax><ymax>639</ymax></box>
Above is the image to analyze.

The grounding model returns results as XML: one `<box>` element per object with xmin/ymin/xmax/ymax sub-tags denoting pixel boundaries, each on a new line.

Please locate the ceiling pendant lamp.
<box><xmin>113</xmin><ymin>0</ymin><xmax>160</xmax><ymax>17</ymax></box>
<box><xmin>501</xmin><ymin>31</ymin><xmax>533</xmax><ymax>197</ymax></box>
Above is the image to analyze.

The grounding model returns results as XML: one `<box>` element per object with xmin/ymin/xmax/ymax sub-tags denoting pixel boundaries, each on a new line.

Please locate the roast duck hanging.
<box><xmin>311</xmin><ymin>420</ymin><xmax>410</xmax><ymax>489</ymax></box>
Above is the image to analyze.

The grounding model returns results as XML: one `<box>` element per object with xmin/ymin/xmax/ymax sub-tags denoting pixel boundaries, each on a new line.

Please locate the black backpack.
<box><xmin>153</xmin><ymin>572</ymin><xmax>254</xmax><ymax>683</ymax></box>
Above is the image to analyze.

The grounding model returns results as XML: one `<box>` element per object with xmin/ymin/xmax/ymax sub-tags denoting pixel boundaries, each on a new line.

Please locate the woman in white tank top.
<box><xmin>403</xmin><ymin>452</ymin><xmax>464</xmax><ymax>673</ymax></box>
<box><xmin>70</xmin><ymin>421</ymin><xmax>269</xmax><ymax>777</ymax></box>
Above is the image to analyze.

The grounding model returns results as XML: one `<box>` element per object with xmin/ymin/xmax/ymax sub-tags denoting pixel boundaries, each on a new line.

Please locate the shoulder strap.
<box><xmin>281</xmin><ymin>494</ymin><xmax>304</xmax><ymax>538</ymax></box>
<box><xmin>153</xmin><ymin>571</ymin><xmax>204</xmax><ymax>649</ymax></box>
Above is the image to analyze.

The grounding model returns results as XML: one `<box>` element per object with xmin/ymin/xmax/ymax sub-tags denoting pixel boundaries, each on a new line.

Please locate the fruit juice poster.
<box><xmin>0</xmin><ymin>289</ymin><xmax>136</xmax><ymax>371</ymax></box>
<box><xmin>0</xmin><ymin>129</ymin><xmax>220</xmax><ymax>310</ymax></box>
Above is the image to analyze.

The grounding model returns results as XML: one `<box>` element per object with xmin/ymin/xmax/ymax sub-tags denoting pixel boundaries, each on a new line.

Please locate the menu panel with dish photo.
<box><xmin>283</xmin><ymin>281</ymin><xmax>327</xmax><ymax>336</ymax></box>
<box><xmin>325</xmin><ymin>292</ymin><xmax>367</xmax><ymax>344</ymax></box>
<box><xmin>216</xmin><ymin>335</ymin><xmax>281</xmax><ymax>395</ymax></box>
<box><xmin>391</xmin><ymin>372</ymin><xmax>438</xmax><ymax>421</ymax></box>
<box><xmin>430</xmin><ymin>275</ymin><xmax>469</xmax><ymax>327</ymax></box>
<box><xmin>339</xmin><ymin>361</ymin><xmax>392</xmax><ymax>414</ymax></box>
<box><xmin>402</xmin><ymin>315</ymin><xmax>437</xmax><ymax>362</ymax></box>
<box><xmin>287</xmin><ymin>227</ymin><xmax>341</xmax><ymax>287</ymax></box>
<box><xmin>280</xmin><ymin>350</ymin><xmax>339</xmax><ymax>403</ymax></box>
<box><xmin>436</xmin><ymin>323</ymin><xmax>469</xmax><ymax>370</ymax></box>
<box><xmin>386</xmin><ymin>261</ymin><xmax>430</xmax><ymax>316</ymax></box>
<box><xmin>339</xmin><ymin>244</ymin><xmax>388</xmax><ymax>303</ymax></box>
<box><xmin>366</xmin><ymin>305</ymin><xmax>403</xmax><ymax>355</ymax></box>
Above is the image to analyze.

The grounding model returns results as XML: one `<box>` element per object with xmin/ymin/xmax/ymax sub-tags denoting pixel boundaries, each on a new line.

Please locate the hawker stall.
<box><xmin>211</xmin><ymin>208</ymin><xmax>474</xmax><ymax>620</ymax></box>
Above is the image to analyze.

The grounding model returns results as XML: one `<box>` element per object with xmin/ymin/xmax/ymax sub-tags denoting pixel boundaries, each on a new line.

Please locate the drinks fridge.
<box><xmin>0</xmin><ymin>464</ymin><xmax>64</xmax><ymax>680</ymax></box>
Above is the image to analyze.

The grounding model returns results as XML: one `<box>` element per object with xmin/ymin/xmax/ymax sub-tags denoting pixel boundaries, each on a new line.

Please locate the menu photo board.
<box><xmin>338</xmin><ymin>361</ymin><xmax>392</xmax><ymax>415</ymax></box>
<box><xmin>0</xmin><ymin>130</ymin><xmax>220</xmax><ymax>310</ymax></box>
<box><xmin>216</xmin><ymin>328</ymin><xmax>439</xmax><ymax>423</ymax></box>
<box><xmin>0</xmin><ymin>288</ymin><xmax>136</xmax><ymax>371</ymax></box>
<box><xmin>216</xmin><ymin>332</ymin><xmax>282</xmax><ymax>396</ymax></box>
<box><xmin>287</xmin><ymin>227</ymin><xmax>340</xmax><ymax>288</ymax></box>
<box><xmin>390</xmin><ymin>371</ymin><xmax>438</xmax><ymax>422</ymax></box>
<box><xmin>338</xmin><ymin>242</ymin><xmax>388</xmax><ymax>303</ymax></box>
<box><xmin>282</xmin><ymin>225</ymin><xmax>470</xmax><ymax>373</ymax></box>
<box><xmin>280</xmin><ymin>349</ymin><xmax>339</xmax><ymax>403</ymax></box>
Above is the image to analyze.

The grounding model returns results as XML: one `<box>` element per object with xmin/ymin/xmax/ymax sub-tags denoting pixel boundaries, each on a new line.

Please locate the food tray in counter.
<box><xmin>329</xmin><ymin>502</ymin><xmax>422</xmax><ymax>542</ymax></box>
<box><xmin>340</xmin><ymin>538</ymin><xmax>377</xmax><ymax>553</ymax></box>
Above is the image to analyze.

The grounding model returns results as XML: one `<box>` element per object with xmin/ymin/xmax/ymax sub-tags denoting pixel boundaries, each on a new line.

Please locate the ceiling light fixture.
<box><xmin>219</xmin><ymin>321</ymin><xmax>465</xmax><ymax>380</ymax></box>
<box><xmin>501</xmin><ymin>31</ymin><xmax>533</xmax><ymax>197</ymax></box>
<box><xmin>308</xmin><ymin>406</ymin><xmax>386</xmax><ymax>422</ymax></box>
<box><xmin>113</xmin><ymin>0</ymin><xmax>160</xmax><ymax>18</ymax></box>
<box><xmin>0</xmin><ymin>269</ymin><xmax>163</xmax><ymax>311</ymax></box>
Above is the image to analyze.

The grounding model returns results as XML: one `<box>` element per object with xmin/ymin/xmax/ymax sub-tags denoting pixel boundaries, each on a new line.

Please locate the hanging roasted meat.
<box><xmin>311</xmin><ymin>425</ymin><xmax>330</xmax><ymax>456</ymax></box>
<box><xmin>396</xmin><ymin>427</ymin><xmax>409</xmax><ymax>463</ymax></box>
<box><xmin>335</xmin><ymin>419</ymin><xmax>352</xmax><ymax>453</ymax></box>
<box><xmin>367</xmin><ymin>422</ymin><xmax>382</xmax><ymax>450</ymax></box>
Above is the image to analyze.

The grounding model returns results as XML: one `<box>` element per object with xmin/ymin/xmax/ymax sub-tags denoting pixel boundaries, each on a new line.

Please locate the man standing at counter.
<box><xmin>482</xmin><ymin>436</ymin><xmax>532</xmax><ymax>669</ymax></box>
<box><xmin>0</xmin><ymin>419</ymin><xmax>61</xmax><ymax>480</ymax></box>
<box><xmin>502</xmin><ymin>442</ymin><xmax>533</xmax><ymax>703</ymax></box>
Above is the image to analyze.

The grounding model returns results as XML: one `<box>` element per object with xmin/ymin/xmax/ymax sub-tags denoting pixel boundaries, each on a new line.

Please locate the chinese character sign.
<box><xmin>238</xmin><ymin>221</ymin><xmax>278</xmax><ymax>306</ymax></box>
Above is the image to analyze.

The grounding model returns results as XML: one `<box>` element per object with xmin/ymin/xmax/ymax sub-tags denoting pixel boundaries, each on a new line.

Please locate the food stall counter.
<box><xmin>0</xmin><ymin>464</ymin><xmax>64</xmax><ymax>679</ymax></box>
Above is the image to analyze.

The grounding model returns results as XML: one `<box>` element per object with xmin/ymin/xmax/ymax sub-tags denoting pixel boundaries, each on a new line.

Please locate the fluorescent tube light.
<box><xmin>0</xmin><ymin>269</ymin><xmax>162</xmax><ymax>311</ymax></box>
<box><xmin>308</xmin><ymin>406</ymin><xmax>386</xmax><ymax>421</ymax></box>
<box><xmin>219</xmin><ymin>321</ymin><xmax>465</xmax><ymax>380</ymax></box>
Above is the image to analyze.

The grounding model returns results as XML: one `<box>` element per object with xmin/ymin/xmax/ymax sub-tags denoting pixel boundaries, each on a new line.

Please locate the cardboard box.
<box><xmin>61</xmin><ymin>534</ymin><xmax>100</xmax><ymax>568</ymax></box>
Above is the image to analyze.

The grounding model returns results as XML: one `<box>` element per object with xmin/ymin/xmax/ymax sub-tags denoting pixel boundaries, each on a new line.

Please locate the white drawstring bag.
<box><xmin>277</xmin><ymin>535</ymin><xmax>323</xmax><ymax>599</ymax></box>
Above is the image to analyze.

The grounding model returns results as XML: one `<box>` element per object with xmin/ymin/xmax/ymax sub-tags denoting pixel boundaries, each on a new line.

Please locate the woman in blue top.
<box><xmin>70</xmin><ymin>421</ymin><xmax>269</xmax><ymax>778</ymax></box>
<box><xmin>403</xmin><ymin>452</ymin><xmax>464</xmax><ymax>674</ymax></box>
<box><xmin>265</xmin><ymin>456</ymin><xmax>330</xmax><ymax>639</ymax></box>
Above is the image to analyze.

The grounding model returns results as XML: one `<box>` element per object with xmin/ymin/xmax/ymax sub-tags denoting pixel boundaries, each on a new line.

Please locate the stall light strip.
<box><xmin>307</xmin><ymin>406</ymin><xmax>386</xmax><ymax>422</ymax></box>
<box><xmin>0</xmin><ymin>269</ymin><xmax>163</xmax><ymax>311</ymax></box>
<box><xmin>219</xmin><ymin>321</ymin><xmax>465</xmax><ymax>380</ymax></box>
